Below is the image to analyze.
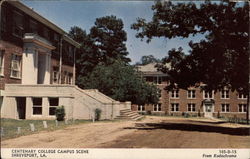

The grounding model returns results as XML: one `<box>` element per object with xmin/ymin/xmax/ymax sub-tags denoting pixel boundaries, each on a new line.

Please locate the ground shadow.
<box><xmin>125</xmin><ymin>121</ymin><xmax>250</xmax><ymax>136</ymax></box>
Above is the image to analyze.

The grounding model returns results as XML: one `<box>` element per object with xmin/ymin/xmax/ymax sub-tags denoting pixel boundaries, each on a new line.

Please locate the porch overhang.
<box><xmin>23</xmin><ymin>33</ymin><xmax>56</xmax><ymax>50</ymax></box>
<box><xmin>202</xmin><ymin>99</ymin><xmax>215</xmax><ymax>105</ymax></box>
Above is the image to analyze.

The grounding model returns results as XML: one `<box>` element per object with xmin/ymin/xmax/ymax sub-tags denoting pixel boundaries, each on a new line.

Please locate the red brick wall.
<box><xmin>0</xmin><ymin>40</ymin><xmax>22</xmax><ymax>90</ymax></box>
<box><xmin>132</xmin><ymin>83</ymin><xmax>247</xmax><ymax>118</ymax></box>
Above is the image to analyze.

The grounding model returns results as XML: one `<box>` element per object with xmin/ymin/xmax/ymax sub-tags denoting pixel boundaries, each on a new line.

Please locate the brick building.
<box><xmin>132</xmin><ymin>63</ymin><xmax>248</xmax><ymax>119</ymax></box>
<box><xmin>0</xmin><ymin>1</ymin><xmax>131</xmax><ymax>120</ymax></box>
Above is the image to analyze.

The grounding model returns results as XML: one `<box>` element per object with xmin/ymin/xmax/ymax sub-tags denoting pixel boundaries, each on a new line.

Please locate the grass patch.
<box><xmin>0</xmin><ymin>118</ymin><xmax>92</xmax><ymax>140</ymax></box>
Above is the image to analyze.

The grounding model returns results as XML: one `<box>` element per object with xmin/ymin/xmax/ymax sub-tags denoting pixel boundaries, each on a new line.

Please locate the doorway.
<box><xmin>204</xmin><ymin>103</ymin><xmax>213</xmax><ymax>118</ymax></box>
<box><xmin>16</xmin><ymin>97</ymin><xmax>26</xmax><ymax>119</ymax></box>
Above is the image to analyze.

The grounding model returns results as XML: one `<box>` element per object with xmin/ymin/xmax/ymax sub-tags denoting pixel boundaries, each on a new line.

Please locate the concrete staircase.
<box><xmin>115</xmin><ymin>109</ymin><xmax>143</xmax><ymax>121</ymax></box>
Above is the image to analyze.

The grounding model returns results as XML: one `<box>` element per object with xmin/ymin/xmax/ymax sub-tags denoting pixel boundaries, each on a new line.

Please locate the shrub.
<box><xmin>181</xmin><ymin>112</ymin><xmax>185</xmax><ymax>116</ymax></box>
<box><xmin>198</xmin><ymin>109</ymin><xmax>201</xmax><ymax>117</ymax></box>
<box><xmin>184</xmin><ymin>112</ymin><xmax>190</xmax><ymax>118</ymax></box>
<box><xmin>95</xmin><ymin>108</ymin><xmax>102</xmax><ymax>121</ymax></box>
<box><xmin>146</xmin><ymin>110</ymin><xmax>152</xmax><ymax>115</ymax></box>
<box><xmin>217</xmin><ymin>111</ymin><xmax>221</xmax><ymax>118</ymax></box>
<box><xmin>55</xmin><ymin>106</ymin><xmax>66</xmax><ymax>121</ymax></box>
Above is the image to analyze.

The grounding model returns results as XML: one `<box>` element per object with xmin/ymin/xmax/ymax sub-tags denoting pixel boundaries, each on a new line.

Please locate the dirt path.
<box><xmin>1</xmin><ymin>116</ymin><xmax>250</xmax><ymax>148</ymax></box>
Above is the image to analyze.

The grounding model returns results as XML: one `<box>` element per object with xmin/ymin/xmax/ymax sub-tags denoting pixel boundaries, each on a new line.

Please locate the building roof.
<box><xmin>136</xmin><ymin>63</ymin><xmax>170</xmax><ymax>76</ymax></box>
<box><xmin>3</xmin><ymin>0</ymin><xmax>80</xmax><ymax>48</ymax></box>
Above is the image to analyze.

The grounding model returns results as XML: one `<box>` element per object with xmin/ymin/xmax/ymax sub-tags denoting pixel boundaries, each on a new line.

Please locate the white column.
<box><xmin>25</xmin><ymin>97</ymin><xmax>33</xmax><ymax>119</ymax></box>
<box><xmin>43</xmin><ymin>53</ymin><xmax>51</xmax><ymax>84</ymax></box>
<box><xmin>42</xmin><ymin>97</ymin><xmax>49</xmax><ymax>117</ymax></box>
<box><xmin>22</xmin><ymin>45</ymin><xmax>38</xmax><ymax>84</ymax></box>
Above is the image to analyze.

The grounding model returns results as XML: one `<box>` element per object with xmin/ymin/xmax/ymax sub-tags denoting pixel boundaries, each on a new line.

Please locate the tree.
<box><xmin>90</xmin><ymin>15</ymin><xmax>131</xmax><ymax>65</ymax></box>
<box><xmin>68</xmin><ymin>26</ymin><xmax>100</xmax><ymax>84</ymax></box>
<box><xmin>79</xmin><ymin>61</ymin><xmax>160</xmax><ymax>105</ymax></box>
<box><xmin>132</xmin><ymin>0</ymin><xmax>249</xmax><ymax>122</ymax></box>
<box><xmin>137</xmin><ymin>55</ymin><xmax>161</xmax><ymax>65</ymax></box>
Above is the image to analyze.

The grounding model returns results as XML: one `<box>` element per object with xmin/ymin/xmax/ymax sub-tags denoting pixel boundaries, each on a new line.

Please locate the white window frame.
<box><xmin>221</xmin><ymin>103</ymin><xmax>230</xmax><ymax>112</ymax></box>
<box><xmin>10</xmin><ymin>54</ymin><xmax>21</xmax><ymax>79</ymax></box>
<box><xmin>68</xmin><ymin>74</ymin><xmax>73</xmax><ymax>85</ymax></box>
<box><xmin>138</xmin><ymin>105</ymin><xmax>145</xmax><ymax>112</ymax></box>
<box><xmin>0</xmin><ymin>50</ymin><xmax>4</xmax><ymax>76</ymax></box>
<box><xmin>171</xmin><ymin>90</ymin><xmax>179</xmax><ymax>99</ymax></box>
<box><xmin>32</xmin><ymin>98</ymin><xmax>42</xmax><ymax>115</ymax></box>
<box><xmin>238</xmin><ymin>93</ymin><xmax>247</xmax><ymax>99</ymax></box>
<box><xmin>49</xmin><ymin>97</ymin><xmax>59</xmax><ymax>116</ymax></box>
<box><xmin>187</xmin><ymin>103</ymin><xmax>196</xmax><ymax>112</ymax></box>
<box><xmin>53</xmin><ymin>70</ymin><xmax>59</xmax><ymax>84</ymax></box>
<box><xmin>153</xmin><ymin>104</ymin><xmax>162</xmax><ymax>112</ymax></box>
<box><xmin>171</xmin><ymin>103</ymin><xmax>179</xmax><ymax>112</ymax></box>
<box><xmin>203</xmin><ymin>90</ymin><xmax>214</xmax><ymax>99</ymax></box>
<box><xmin>238</xmin><ymin>104</ymin><xmax>247</xmax><ymax>113</ymax></box>
<box><xmin>221</xmin><ymin>90</ymin><xmax>229</xmax><ymax>99</ymax></box>
<box><xmin>187</xmin><ymin>90</ymin><xmax>195</xmax><ymax>99</ymax></box>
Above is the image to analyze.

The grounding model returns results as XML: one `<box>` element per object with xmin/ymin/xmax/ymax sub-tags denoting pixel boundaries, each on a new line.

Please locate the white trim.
<box><xmin>203</xmin><ymin>90</ymin><xmax>214</xmax><ymax>99</ymax></box>
<box><xmin>170</xmin><ymin>90</ymin><xmax>179</xmax><ymax>99</ymax></box>
<box><xmin>238</xmin><ymin>93</ymin><xmax>247</xmax><ymax>99</ymax></box>
<box><xmin>0</xmin><ymin>50</ymin><xmax>4</xmax><ymax>76</ymax></box>
<box><xmin>220</xmin><ymin>90</ymin><xmax>230</xmax><ymax>99</ymax></box>
<box><xmin>137</xmin><ymin>105</ymin><xmax>145</xmax><ymax>112</ymax></box>
<box><xmin>153</xmin><ymin>103</ymin><xmax>162</xmax><ymax>112</ymax></box>
<box><xmin>187</xmin><ymin>90</ymin><xmax>196</xmax><ymax>99</ymax></box>
<box><xmin>171</xmin><ymin>103</ymin><xmax>179</xmax><ymax>112</ymax></box>
<box><xmin>187</xmin><ymin>103</ymin><xmax>196</xmax><ymax>112</ymax></box>
<box><xmin>221</xmin><ymin>103</ymin><xmax>230</xmax><ymax>112</ymax></box>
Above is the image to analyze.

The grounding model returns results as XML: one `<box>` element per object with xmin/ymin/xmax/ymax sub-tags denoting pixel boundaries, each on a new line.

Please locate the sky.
<box><xmin>22</xmin><ymin>0</ymin><xmax>204</xmax><ymax>64</ymax></box>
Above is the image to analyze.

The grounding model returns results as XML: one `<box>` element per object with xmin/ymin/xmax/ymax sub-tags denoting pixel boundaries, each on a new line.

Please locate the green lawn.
<box><xmin>0</xmin><ymin>118</ymin><xmax>92</xmax><ymax>140</ymax></box>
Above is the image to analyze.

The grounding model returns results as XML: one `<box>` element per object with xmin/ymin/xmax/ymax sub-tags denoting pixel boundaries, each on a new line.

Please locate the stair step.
<box><xmin>120</xmin><ymin>109</ymin><xmax>131</xmax><ymax>112</ymax></box>
<box><xmin>116</xmin><ymin>109</ymin><xmax>142</xmax><ymax>121</ymax></box>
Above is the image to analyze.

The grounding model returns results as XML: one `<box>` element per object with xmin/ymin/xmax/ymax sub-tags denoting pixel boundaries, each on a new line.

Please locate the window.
<box><xmin>221</xmin><ymin>90</ymin><xmax>229</xmax><ymax>99</ymax></box>
<box><xmin>152</xmin><ymin>76</ymin><xmax>162</xmax><ymax>84</ymax></box>
<box><xmin>187</xmin><ymin>103</ymin><xmax>196</xmax><ymax>112</ymax></box>
<box><xmin>153</xmin><ymin>104</ymin><xmax>162</xmax><ymax>111</ymax></box>
<box><xmin>158</xmin><ymin>89</ymin><xmax>162</xmax><ymax>98</ymax></box>
<box><xmin>1</xmin><ymin>6</ymin><xmax>7</xmax><ymax>32</ymax></box>
<box><xmin>49</xmin><ymin>98</ymin><xmax>59</xmax><ymax>115</ymax></box>
<box><xmin>239</xmin><ymin>104</ymin><xmax>247</xmax><ymax>112</ymax></box>
<box><xmin>43</xmin><ymin>27</ymin><xmax>49</xmax><ymax>39</ymax></box>
<box><xmin>54</xmin><ymin>33</ymin><xmax>59</xmax><ymax>41</ymax></box>
<box><xmin>187</xmin><ymin>90</ymin><xmax>195</xmax><ymax>99</ymax></box>
<box><xmin>68</xmin><ymin>73</ymin><xmax>73</xmax><ymax>84</ymax></box>
<box><xmin>238</xmin><ymin>92</ymin><xmax>247</xmax><ymax>99</ymax></box>
<box><xmin>203</xmin><ymin>91</ymin><xmax>213</xmax><ymax>99</ymax></box>
<box><xmin>171</xmin><ymin>103</ymin><xmax>179</xmax><ymax>112</ymax></box>
<box><xmin>53</xmin><ymin>67</ymin><xmax>59</xmax><ymax>84</ymax></box>
<box><xmin>0</xmin><ymin>50</ymin><xmax>4</xmax><ymax>76</ymax></box>
<box><xmin>138</xmin><ymin>105</ymin><xmax>145</xmax><ymax>111</ymax></box>
<box><xmin>221</xmin><ymin>104</ymin><xmax>230</xmax><ymax>112</ymax></box>
<box><xmin>30</xmin><ymin>20</ymin><xmax>38</xmax><ymax>34</ymax></box>
<box><xmin>171</xmin><ymin>90</ymin><xmax>179</xmax><ymax>98</ymax></box>
<box><xmin>68</xmin><ymin>45</ymin><xmax>73</xmax><ymax>60</ymax></box>
<box><xmin>10</xmin><ymin>54</ymin><xmax>21</xmax><ymax>78</ymax></box>
<box><xmin>158</xmin><ymin>77</ymin><xmax>162</xmax><ymax>84</ymax></box>
<box><xmin>13</xmin><ymin>11</ymin><xmax>24</xmax><ymax>37</ymax></box>
<box><xmin>32</xmin><ymin>98</ymin><xmax>42</xmax><ymax>115</ymax></box>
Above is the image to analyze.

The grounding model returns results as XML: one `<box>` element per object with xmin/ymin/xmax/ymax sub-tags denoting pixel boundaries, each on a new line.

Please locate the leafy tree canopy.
<box><xmin>90</xmin><ymin>15</ymin><xmax>131</xmax><ymax>65</ymax></box>
<box><xmin>132</xmin><ymin>0</ymin><xmax>249</xmax><ymax>94</ymax></box>
<box><xmin>79</xmin><ymin>61</ymin><xmax>160</xmax><ymax>105</ymax></box>
<box><xmin>136</xmin><ymin>55</ymin><xmax>161</xmax><ymax>65</ymax></box>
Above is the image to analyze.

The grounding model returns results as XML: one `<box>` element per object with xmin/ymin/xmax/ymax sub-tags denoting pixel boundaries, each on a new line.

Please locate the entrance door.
<box><xmin>16</xmin><ymin>97</ymin><xmax>26</xmax><ymax>119</ymax></box>
<box><xmin>204</xmin><ymin>103</ymin><xmax>213</xmax><ymax>118</ymax></box>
